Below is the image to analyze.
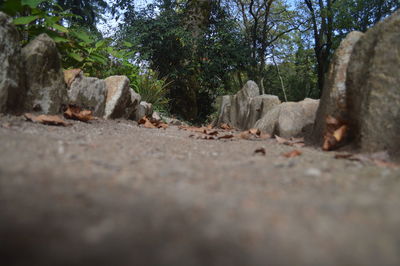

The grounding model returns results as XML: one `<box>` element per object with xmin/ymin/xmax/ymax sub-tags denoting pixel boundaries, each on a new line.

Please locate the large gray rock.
<box><xmin>346</xmin><ymin>10</ymin><xmax>400</xmax><ymax>158</ymax></box>
<box><xmin>245</xmin><ymin>95</ymin><xmax>281</xmax><ymax>129</ymax></box>
<box><xmin>22</xmin><ymin>33</ymin><xmax>67</xmax><ymax>114</ymax></box>
<box><xmin>68</xmin><ymin>72</ymin><xmax>107</xmax><ymax>117</ymax></box>
<box><xmin>215</xmin><ymin>95</ymin><xmax>233</xmax><ymax>126</ymax></box>
<box><xmin>231</xmin><ymin>80</ymin><xmax>260</xmax><ymax>129</ymax></box>
<box><xmin>255</xmin><ymin>98</ymin><xmax>319</xmax><ymax>138</ymax></box>
<box><xmin>214</xmin><ymin>81</ymin><xmax>279</xmax><ymax>130</ymax></box>
<box><xmin>104</xmin><ymin>76</ymin><xmax>141</xmax><ymax>119</ymax></box>
<box><xmin>312</xmin><ymin>31</ymin><xmax>364</xmax><ymax>144</ymax></box>
<box><xmin>0</xmin><ymin>12</ymin><xmax>25</xmax><ymax>113</ymax></box>
<box><xmin>134</xmin><ymin>101</ymin><xmax>153</xmax><ymax>121</ymax></box>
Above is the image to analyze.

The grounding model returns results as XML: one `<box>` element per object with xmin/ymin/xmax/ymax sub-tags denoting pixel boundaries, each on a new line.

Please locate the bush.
<box><xmin>133</xmin><ymin>71</ymin><xmax>171</xmax><ymax>114</ymax></box>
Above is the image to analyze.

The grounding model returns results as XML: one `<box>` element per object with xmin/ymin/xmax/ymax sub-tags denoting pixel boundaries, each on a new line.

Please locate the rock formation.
<box><xmin>215</xmin><ymin>81</ymin><xmax>280</xmax><ymax>130</ymax></box>
<box><xmin>255</xmin><ymin>98</ymin><xmax>319</xmax><ymax>138</ymax></box>
<box><xmin>22</xmin><ymin>34</ymin><xmax>67</xmax><ymax>114</ymax></box>
<box><xmin>312</xmin><ymin>31</ymin><xmax>364</xmax><ymax>144</ymax></box>
<box><xmin>0</xmin><ymin>12</ymin><xmax>25</xmax><ymax>113</ymax></box>
<box><xmin>346</xmin><ymin>10</ymin><xmax>400</xmax><ymax>158</ymax></box>
<box><xmin>104</xmin><ymin>76</ymin><xmax>141</xmax><ymax>119</ymax></box>
<box><xmin>68</xmin><ymin>72</ymin><xmax>107</xmax><ymax>117</ymax></box>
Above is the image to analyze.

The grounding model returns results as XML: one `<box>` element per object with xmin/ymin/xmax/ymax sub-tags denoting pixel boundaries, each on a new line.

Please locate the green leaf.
<box><xmin>89</xmin><ymin>54</ymin><xmax>108</xmax><ymax>65</ymax></box>
<box><xmin>95</xmin><ymin>40</ymin><xmax>107</xmax><ymax>49</ymax></box>
<box><xmin>67</xmin><ymin>52</ymin><xmax>84</xmax><ymax>62</ymax></box>
<box><xmin>13</xmin><ymin>16</ymin><xmax>38</xmax><ymax>25</ymax></box>
<box><xmin>123</xmin><ymin>41</ymin><xmax>133</xmax><ymax>48</ymax></box>
<box><xmin>71</xmin><ymin>30</ymin><xmax>93</xmax><ymax>43</ymax></box>
<box><xmin>21</xmin><ymin>0</ymin><xmax>47</xmax><ymax>8</ymax></box>
<box><xmin>52</xmin><ymin>24</ymin><xmax>69</xmax><ymax>33</ymax></box>
<box><xmin>52</xmin><ymin>36</ymin><xmax>69</xmax><ymax>43</ymax></box>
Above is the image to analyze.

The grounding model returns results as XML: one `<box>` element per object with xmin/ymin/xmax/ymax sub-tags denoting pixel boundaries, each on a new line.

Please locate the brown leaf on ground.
<box><xmin>275</xmin><ymin>135</ymin><xmax>305</xmax><ymax>147</ymax></box>
<box><xmin>282</xmin><ymin>149</ymin><xmax>302</xmax><ymax>158</ymax></box>
<box><xmin>64</xmin><ymin>69</ymin><xmax>82</xmax><ymax>87</ymax></box>
<box><xmin>24</xmin><ymin>113</ymin><xmax>71</xmax><ymax>127</ymax></box>
<box><xmin>238</xmin><ymin>131</ymin><xmax>251</xmax><ymax>139</ymax></box>
<box><xmin>220</xmin><ymin>123</ymin><xmax>232</xmax><ymax>130</ymax></box>
<box><xmin>206</xmin><ymin>124</ymin><xmax>213</xmax><ymax>129</ymax></box>
<box><xmin>179</xmin><ymin>125</ymin><xmax>207</xmax><ymax>133</ymax></box>
<box><xmin>138</xmin><ymin>117</ymin><xmax>157</xmax><ymax>128</ymax></box>
<box><xmin>139</xmin><ymin>116</ymin><xmax>169</xmax><ymax>129</ymax></box>
<box><xmin>322</xmin><ymin>115</ymin><xmax>348</xmax><ymax>151</ymax></box>
<box><xmin>63</xmin><ymin>105</ymin><xmax>94</xmax><ymax>122</ymax></box>
<box><xmin>206</xmin><ymin>130</ymin><xmax>219</xmax><ymax>136</ymax></box>
<box><xmin>254</xmin><ymin>148</ymin><xmax>266</xmax><ymax>156</ymax></box>
<box><xmin>218</xmin><ymin>134</ymin><xmax>234</xmax><ymax>140</ymax></box>
<box><xmin>249</xmin><ymin>128</ymin><xmax>261</xmax><ymax>136</ymax></box>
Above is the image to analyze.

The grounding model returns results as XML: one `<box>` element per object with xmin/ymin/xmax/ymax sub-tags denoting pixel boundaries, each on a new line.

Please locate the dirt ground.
<box><xmin>0</xmin><ymin>114</ymin><xmax>399</xmax><ymax>266</ymax></box>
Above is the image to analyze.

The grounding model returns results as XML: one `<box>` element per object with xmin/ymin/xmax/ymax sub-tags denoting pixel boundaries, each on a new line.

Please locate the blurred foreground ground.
<box><xmin>0</xmin><ymin>114</ymin><xmax>399</xmax><ymax>266</ymax></box>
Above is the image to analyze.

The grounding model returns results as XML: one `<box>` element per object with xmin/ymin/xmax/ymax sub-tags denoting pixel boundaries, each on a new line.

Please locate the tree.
<box><xmin>55</xmin><ymin>0</ymin><xmax>109</xmax><ymax>30</ymax></box>
<box><xmin>119</xmin><ymin>0</ymin><xmax>250</xmax><ymax>121</ymax></box>
<box><xmin>231</xmin><ymin>0</ymin><xmax>300</xmax><ymax>91</ymax></box>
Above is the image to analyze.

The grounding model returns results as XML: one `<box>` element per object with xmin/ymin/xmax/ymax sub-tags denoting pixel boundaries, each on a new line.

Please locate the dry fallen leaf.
<box><xmin>254</xmin><ymin>147</ymin><xmax>266</xmax><ymax>155</ymax></box>
<box><xmin>139</xmin><ymin>116</ymin><xmax>169</xmax><ymax>129</ymax></box>
<box><xmin>333</xmin><ymin>125</ymin><xmax>348</xmax><ymax>142</ymax></box>
<box><xmin>218</xmin><ymin>134</ymin><xmax>234</xmax><ymax>140</ymax></box>
<box><xmin>64</xmin><ymin>105</ymin><xmax>94</xmax><ymax>122</ymax></box>
<box><xmin>249</xmin><ymin>128</ymin><xmax>261</xmax><ymax>136</ymax></box>
<box><xmin>139</xmin><ymin>117</ymin><xmax>157</xmax><ymax>128</ymax></box>
<box><xmin>206</xmin><ymin>130</ymin><xmax>219</xmax><ymax>136</ymax></box>
<box><xmin>283</xmin><ymin>149</ymin><xmax>302</xmax><ymax>158</ymax></box>
<box><xmin>322</xmin><ymin>115</ymin><xmax>348</xmax><ymax>151</ymax></box>
<box><xmin>24</xmin><ymin>113</ymin><xmax>71</xmax><ymax>126</ymax></box>
<box><xmin>275</xmin><ymin>135</ymin><xmax>305</xmax><ymax>147</ymax></box>
<box><xmin>220</xmin><ymin>123</ymin><xmax>232</xmax><ymax>130</ymax></box>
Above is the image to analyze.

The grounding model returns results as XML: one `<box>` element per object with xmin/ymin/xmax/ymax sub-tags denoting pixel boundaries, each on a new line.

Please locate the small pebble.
<box><xmin>305</xmin><ymin>168</ymin><xmax>322</xmax><ymax>177</ymax></box>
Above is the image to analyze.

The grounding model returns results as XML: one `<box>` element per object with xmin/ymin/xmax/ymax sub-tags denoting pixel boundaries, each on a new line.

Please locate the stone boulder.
<box><xmin>22</xmin><ymin>33</ymin><xmax>67</xmax><ymax>114</ymax></box>
<box><xmin>68</xmin><ymin>72</ymin><xmax>107</xmax><ymax>117</ymax></box>
<box><xmin>0</xmin><ymin>12</ymin><xmax>25</xmax><ymax>113</ymax></box>
<box><xmin>312</xmin><ymin>31</ymin><xmax>364</xmax><ymax>144</ymax></box>
<box><xmin>245</xmin><ymin>95</ymin><xmax>281</xmax><ymax>129</ymax></box>
<box><xmin>255</xmin><ymin>98</ymin><xmax>319</xmax><ymax>138</ymax></box>
<box><xmin>214</xmin><ymin>81</ymin><xmax>280</xmax><ymax>130</ymax></box>
<box><xmin>346</xmin><ymin>10</ymin><xmax>400</xmax><ymax>158</ymax></box>
<box><xmin>104</xmin><ymin>76</ymin><xmax>141</xmax><ymax>119</ymax></box>
<box><xmin>135</xmin><ymin>101</ymin><xmax>153</xmax><ymax>121</ymax></box>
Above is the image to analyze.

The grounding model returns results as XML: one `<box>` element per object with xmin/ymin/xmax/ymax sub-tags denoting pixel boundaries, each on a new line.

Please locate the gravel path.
<box><xmin>1</xmin><ymin>114</ymin><xmax>399</xmax><ymax>266</ymax></box>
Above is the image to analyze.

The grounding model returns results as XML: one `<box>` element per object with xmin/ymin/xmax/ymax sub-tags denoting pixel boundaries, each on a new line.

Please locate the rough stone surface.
<box><xmin>215</xmin><ymin>81</ymin><xmax>279</xmax><ymax>130</ymax></box>
<box><xmin>22</xmin><ymin>34</ymin><xmax>67</xmax><ymax>114</ymax></box>
<box><xmin>231</xmin><ymin>81</ymin><xmax>260</xmax><ymax>129</ymax></box>
<box><xmin>215</xmin><ymin>95</ymin><xmax>233</xmax><ymax>126</ymax></box>
<box><xmin>104</xmin><ymin>76</ymin><xmax>140</xmax><ymax>119</ymax></box>
<box><xmin>68</xmin><ymin>72</ymin><xmax>107</xmax><ymax>117</ymax></box>
<box><xmin>312</xmin><ymin>31</ymin><xmax>364</xmax><ymax>144</ymax></box>
<box><xmin>245</xmin><ymin>95</ymin><xmax>281</xmax><ymax>129</ymax></box>
<box><xmin>255</xmin><ymin>98</ymin><xmax>319</xmax><ymax>138</ymax></box>
<box><xmin>346</xmin><ymin>10</ymin><xmax>400</xmax><ymax>158</ymax></box>
<box><xmin>0</xmin><ymin>12</ymin><xmax>25</xmax><ymax>113</ymax></box>
<box><xmin>135</xmin><ymin>101</ymin><xmax>153</xmax><ymax>121</ymax></box>
<box><xmin>1</xmin><ymin>115</ymin><xmax>400</xmax><ymax>266</ymax></box>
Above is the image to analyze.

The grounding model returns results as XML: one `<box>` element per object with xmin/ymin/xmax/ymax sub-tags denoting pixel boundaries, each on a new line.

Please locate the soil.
<box><xmin>0</xmin><ymin>114</ymin><xmax>399</xmax><ymax>266</ymax></box>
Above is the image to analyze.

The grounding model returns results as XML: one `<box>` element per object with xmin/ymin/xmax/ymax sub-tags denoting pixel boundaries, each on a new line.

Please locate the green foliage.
<box><xmin>133</xmin><ymin>71</ymin><xmax>171</xmax><ymax>113</ymax></box>
<box><xmin>0</xmin><ymin>0</ymin><xmax>139</xmax><ymax>84</ymax></box>
<box><xmin>120</xmin><ymin>0</ymin><xmax>251</xmax><ymax>121</ymax></box>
